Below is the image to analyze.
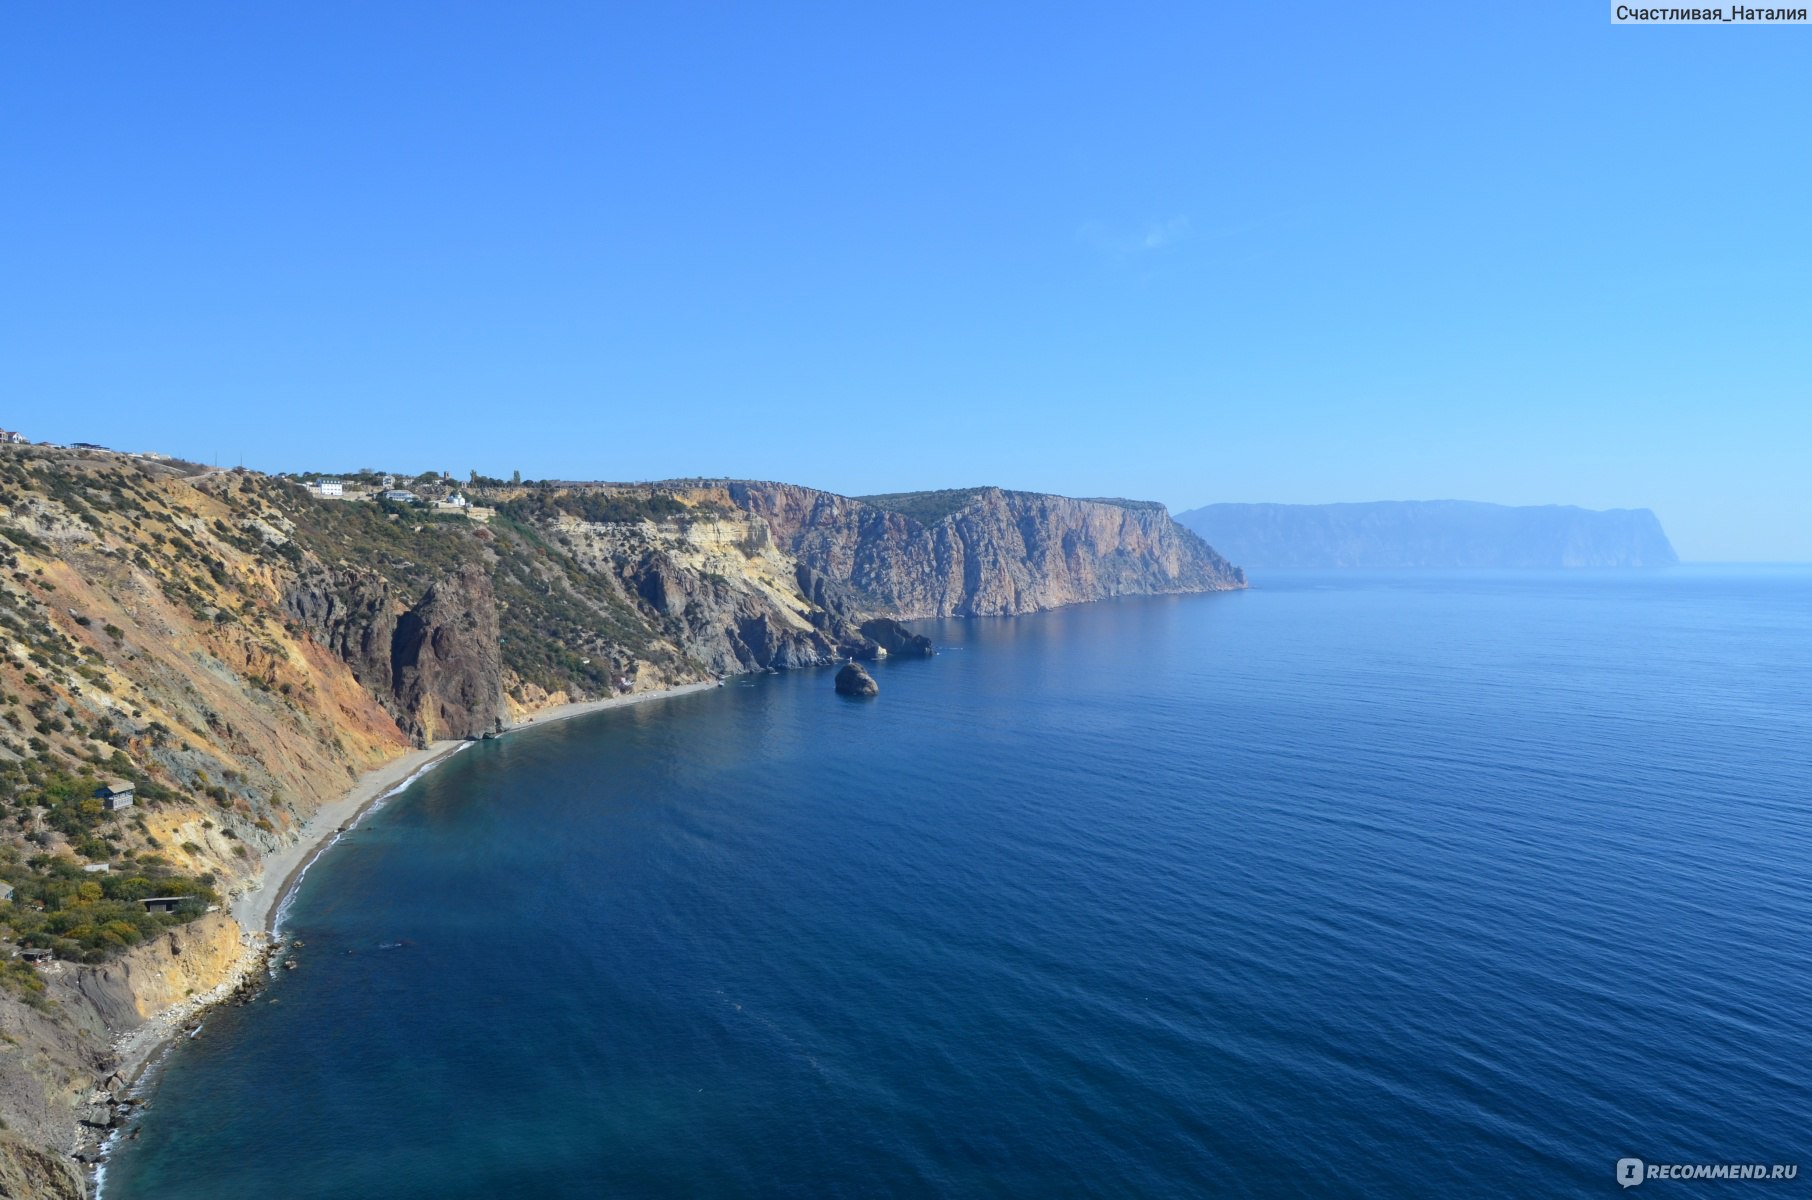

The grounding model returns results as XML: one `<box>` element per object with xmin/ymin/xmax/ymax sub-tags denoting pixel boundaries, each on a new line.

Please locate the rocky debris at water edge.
<box><xmin>858</xmin><ymin>618</ymin><xmax>935</xmax><ymax>658</ymax></box>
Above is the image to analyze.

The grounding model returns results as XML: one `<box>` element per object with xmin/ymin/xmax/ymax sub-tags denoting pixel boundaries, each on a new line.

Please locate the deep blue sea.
<box><xmin>104</xmin><ymin>570</ymin><xmax>1812</xmax><ymax>1198</ymax></box>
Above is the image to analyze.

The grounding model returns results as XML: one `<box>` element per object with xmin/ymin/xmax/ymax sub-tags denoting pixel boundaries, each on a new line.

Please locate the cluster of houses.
<box><xmin>0</xmin><ymin>432</ymin><xmax>180</xmax><ymax>461</ymax></box>
<box><xmin>10</xmin><ymin>890</ymin><xmax>191</xmax><ymax>964</ymax></box>
<box><xmin>299</xmin><ymin>474</ymin><xmax>486</xmax><ymax>518</ymax></box>
<box><xmin>0</xmin><ymin>437</ymin><xmax>489</xmax><ymax>518</ymax></box>
<box><xmin>377</xmin><ymin>485</ymin><xmax>474</xmax><ymax>512</ymax></box>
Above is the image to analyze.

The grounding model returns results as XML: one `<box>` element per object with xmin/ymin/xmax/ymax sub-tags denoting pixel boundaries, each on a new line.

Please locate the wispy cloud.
<box><xmin>1077</xmin><ymin>215</ymin><xmax>1193</xmax><ymax>264</ymax></box>
<box><xmin>1140</xmin><ymin>216</ymin><xmax>1192</xmax><ymax>250</ymax></box>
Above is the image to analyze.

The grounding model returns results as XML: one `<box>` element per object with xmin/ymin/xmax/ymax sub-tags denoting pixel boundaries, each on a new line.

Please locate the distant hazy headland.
<box><xmin>1173</xmin><ymin>500</ymin><xmax>1678</xmax><ymax>569</ymax></box>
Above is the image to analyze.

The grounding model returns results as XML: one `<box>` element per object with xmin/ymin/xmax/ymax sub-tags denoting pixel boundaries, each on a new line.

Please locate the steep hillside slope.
<box><xmin>0</xmin><ymin>454</ymin><xmax>895</xmax><ymax>1192</ymax></box>
<box><xmin>0</xmin><ymin>452</ymin><xmax>1240</xmax><ymax>1193</ymax></box>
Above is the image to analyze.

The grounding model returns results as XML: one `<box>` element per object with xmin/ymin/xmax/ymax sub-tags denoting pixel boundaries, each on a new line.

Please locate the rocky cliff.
<box><xmin>727</xmin><ymin>483</ymin><xmax>1244</xmax><ymax>617</ymax></box>
<box><xmin>1174</xmin><ymin>500</ymin><xmax>1679</xmax><ymax>569</ymax></box>
<box><xmin>562</xmin><ymin>505</ymin><xmax>872</xmax><ymax>676</ymax></box>
<box><xmin>280</xmin><ymin>563</ymin><xmax>504</xmax><ymax>742</ymax></box>
<box><xmin>388</xmin><ymin>566</ymin><xmax>505</xmax><ymax>742</ymax></box>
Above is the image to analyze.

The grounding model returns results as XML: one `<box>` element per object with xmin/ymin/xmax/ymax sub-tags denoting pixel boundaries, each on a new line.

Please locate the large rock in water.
<box><xmin>835</xmin><ymin>662</ymin><xmax>879</xmax><ymax>696</ymax></box>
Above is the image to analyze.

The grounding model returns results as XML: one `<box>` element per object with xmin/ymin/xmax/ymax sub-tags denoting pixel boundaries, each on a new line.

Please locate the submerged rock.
<box><xmin>834</xmin><ymin>662</ymin><xmax>879</xmax><ymax>697</ymax></box>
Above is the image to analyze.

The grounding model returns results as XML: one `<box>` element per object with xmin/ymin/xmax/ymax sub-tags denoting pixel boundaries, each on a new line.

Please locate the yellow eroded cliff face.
<box><xmin>0</xmin><ymin>1132</ymin><xmax>84</xmax><ymax>1200</ymax></box>
<box><xmin>0</xmin><ymin>913</ymin><xmax>252</xmax><ymax>1190</ymax></box>
<box><xmin>79</xmin><ymin>912</ymin><xmax>248</xmax><ymax>1024</ymax></box>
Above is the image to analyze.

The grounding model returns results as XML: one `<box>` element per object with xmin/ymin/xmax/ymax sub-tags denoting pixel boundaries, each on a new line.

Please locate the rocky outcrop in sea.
<box><xmin>835</xmin><ymin>662</ymin><xmax>879</xmax><ymax>696</ymax></box>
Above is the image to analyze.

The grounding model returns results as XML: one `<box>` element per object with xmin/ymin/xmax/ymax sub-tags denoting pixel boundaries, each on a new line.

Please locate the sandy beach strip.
<box><xmin>110</xmin><ymin>677</ymin><xmax>721</xmax><ymax>1083</ymax></box>
<box><xmin>502</xmin><ymin>678</ymin><xmax>720</xmax><ymax>739</ymax></box>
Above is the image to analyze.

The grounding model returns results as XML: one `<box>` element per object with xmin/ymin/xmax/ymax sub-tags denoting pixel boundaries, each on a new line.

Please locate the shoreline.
<box><xmin>106</xmin><ymin>678</ymin><xmax>721</xmax><ymax>1088</ymax></box>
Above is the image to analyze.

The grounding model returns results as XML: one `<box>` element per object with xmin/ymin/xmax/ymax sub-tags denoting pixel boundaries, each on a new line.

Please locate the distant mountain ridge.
<box><xmin>1173</xmin><ymin>500</ymin><xmax>1677</xmax><ymax>569</ymax></box>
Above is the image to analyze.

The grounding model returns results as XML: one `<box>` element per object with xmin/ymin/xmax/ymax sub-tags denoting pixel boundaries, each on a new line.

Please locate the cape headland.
<box><xmin>0</xmin><ymin>447</ymin><xmax>1241</xmax><ymax>1195</ymax></box>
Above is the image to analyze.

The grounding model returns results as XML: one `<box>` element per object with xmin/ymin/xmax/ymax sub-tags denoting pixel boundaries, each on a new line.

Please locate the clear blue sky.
<box><xmin>3</xmin><ymin>3</ymin><xmax>1806</xmax><ymax>560</ymax></box>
